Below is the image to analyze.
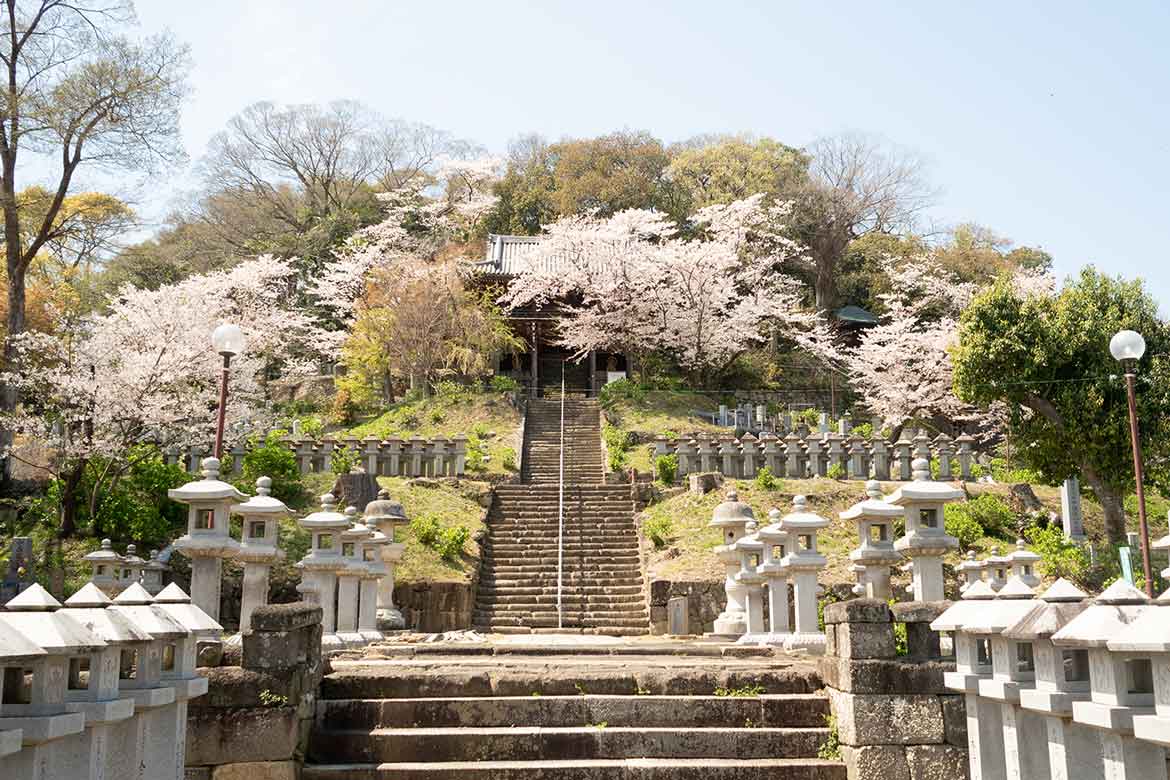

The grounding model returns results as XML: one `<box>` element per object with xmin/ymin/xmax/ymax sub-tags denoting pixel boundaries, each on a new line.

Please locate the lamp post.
<box><xmin>211</xmin><ymin>323</ymin><xmax>245</xmax><ymax>460</ymax></box>
<box><xmin>1110</xmin><ymin>328</ymin><xmax>1153</xmax><ymax>596</ymax></box>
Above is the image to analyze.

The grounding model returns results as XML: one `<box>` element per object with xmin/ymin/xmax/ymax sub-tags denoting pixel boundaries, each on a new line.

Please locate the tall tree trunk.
<box><xmin>1081</xmin><ymin>464</ymin><xmax>1127</xmax><ymax>544</ymax></box>
<box><xmin>58</xmin><ymin>460</ymin><xmax>85</xmax><ymax>539</ymax></box>
<box><xmin>1</xmin><ymin>149</ymin><xmax>22</xmax><ymax>484</ymax></box>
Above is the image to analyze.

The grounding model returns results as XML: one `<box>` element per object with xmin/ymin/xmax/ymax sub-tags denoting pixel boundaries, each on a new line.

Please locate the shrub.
<box><xmin>437</xmin><ymin>525</ymin><xmax>470</xmax><ymax>562</ymax></box>
<box><xmin>465</xmin><ymin>433</ymin><xmax>487</xmax><ymax>471</ymax></box>
<box><xmin>429</xmin><ymin>408</ymin><xmax>446</xmax><ymax>424</ymax></box>
<box><xmin>643</xmin><ymin>515</ymin><xmax>673</xmax><ymax>549</ymax></box>
<box><xmin>411</xmin><ymin>515</ymin><xmax>442</xmax><ymax>547</ymax></box>
<box><xmin>433</xmin><ymin>380</ymin><xmax>471</xmax><ymax>404</ymax></box>
<box><xmin>602</xmin><ymin>424</ymin><xmax>633</xmax><ymax>472</ymax></box>
<box><xmin>944</xmin><ymin>504</ymin><xmax>985</xmax><ymax>551</ymax></box>
<box><xmin>599</xmin><ymin>378</ymin><xmax>647</xmax><ymax>409</ymax></box>
<box><xmin>472</xmin><ymin>422</ymin><xmax>490</xmax><ymax>438</ymax></box>
<box><xmin>654</xmin><ymin>454</ymin><xmax>678</xmax><ymax>485</ymax></box>
<box><xmin>817</xmin><ymin>714</ymin><xmax>841</xmax><ymax>761</ymax></box>
<box><xmin>501</xmin><ymin>447</ymin><xmax>518</xmax><ymax>471</ymax></box>
<box><xmin>946</xmin><ymin>494</ymin><xmax>1016</xmax><ymax>542</ymax></box>
<box><xmin>330</xmin><ymin>388</ymin><xmax>358</xmax><ymax>425</ymax></box>
<box><xmin>238</xmin><ymin>432</ymin><xmax>304</xmax><ymax>506</ymax></box>
<box><xmin>826</xmin><ymin>463</ymin><xmax>845</xmax><ymax>480</ymax></box>
<box><xmin>989</xmin><ymin>457</ymin><xmax>1044</xmax><ymax>484</ymax></box>
<box><xmin>851</xmin><ymin>422</ymin><xmax>873</xmax><ymax>439</ymax></box>
<box><xmin>330</xmin><ymin>445</ymin><xmax>360</xmax><ymax>475</ymax></box>
<box><xmin>755</xmin><ymin>466</ymin><xmax>776</xmax><ymax>490</ymax></box>
<box><xmin>1024</xmin><ymin>523</ymin><xmax>1109</xmax><ymax>590</ymax></box>
<box><xmin>490</xmin><ymin>375</ymin><xmax>520</xmax><ymax>393</ymax></box>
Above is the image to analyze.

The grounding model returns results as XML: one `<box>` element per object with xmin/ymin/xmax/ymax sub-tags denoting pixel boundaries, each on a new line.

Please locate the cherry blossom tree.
<box><xmin>501</xmin><ymin>195</ymin><xmax>811</xmax><ymax>382</ymax></box>
<box><xmin>2</xmin><ymin>255</ymin><xmax>318</xmax><ymax>535</ymax></box>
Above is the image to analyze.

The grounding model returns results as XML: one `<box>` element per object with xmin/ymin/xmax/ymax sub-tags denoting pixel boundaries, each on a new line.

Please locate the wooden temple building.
<box><xmin>470</xmin><ymin>234</ymin><xmax>628</xmax><ymax>397</ymax></box>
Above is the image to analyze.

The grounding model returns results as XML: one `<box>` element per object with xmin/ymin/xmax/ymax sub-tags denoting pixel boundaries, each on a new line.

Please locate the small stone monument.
<box><xmin>84</xmin><ymin>538</ymin><xmax>124</xmax><ymax>597</ymax></box>
<box><xmin>169</xmin><ymin>457</ymin><xmax>245</xmax><ymax>621</ymax></box>
<box><xmin>1060</xmin><ymin>477</ymin><xmax>1085</xmax><ymax>541</ymax></box>
<box><xmin>888</xmin><ymin>457</ymin><xmax>962</xmax><ymax>602</ymax></box>
<box><xmin>666</xmin><ymin>596</ymin><xmax>689</xmax><ymax>635</ymax></box>
<box><xmin>756</xmin><ymin>507</ymin><xmax>791</xmax><ymax>646</ymax></box>
<box><xmin>231</xmin><ymin>476</ymin><xmax>288</xmax><ymax>634</ymax></box>
<box><xmin>708</xmin><ymin>489</ymin><xmax>756</xmax><ymax>637</ymax></box>
<box><xmin>841</xmin><ymin>481</ymin><xmax>903</xmax><ymax>600</ymax></box>
<box><xmin>363</xmin><ymin>489</ymin><xmax>409</xmax><ymax>630</ymax></box>
<box><xmin>779</xmin><ymin>495</ymin><xmax>829</xmax><ymax>654</ymax></box>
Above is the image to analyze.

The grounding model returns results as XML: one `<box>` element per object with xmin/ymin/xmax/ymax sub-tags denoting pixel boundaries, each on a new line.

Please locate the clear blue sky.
<box><xmin>134</xmin><ymin>0</ymin><xmax>1170</xmax><ymax>305</ymax></box>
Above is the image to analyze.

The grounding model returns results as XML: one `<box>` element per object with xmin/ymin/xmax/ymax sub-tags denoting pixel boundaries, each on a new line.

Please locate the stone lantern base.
<box><xmin>785</xmin><ymin>632</ymin><xmax>827</xmax><ymax>655</ymax></box>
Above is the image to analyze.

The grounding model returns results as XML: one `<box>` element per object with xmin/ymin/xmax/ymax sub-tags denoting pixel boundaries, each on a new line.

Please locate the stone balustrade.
<box><xmin>0</xmin><ymin>581</ymin><xmax>214</xmax><ymax>780</ymax></box>
<box><xmin>161</xmin><ymin>434</ymin><xmax>470</xmax><ymax>477</ymax></box>
<box><xmin>654</xmin><ymin>429</ymin><xmax>979</xmax><ymax>482</ymax></box>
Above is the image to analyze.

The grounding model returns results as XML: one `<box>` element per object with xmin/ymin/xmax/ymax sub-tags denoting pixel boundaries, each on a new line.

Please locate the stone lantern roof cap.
<box><xmin>932</xmin><ymin>585</ymin><xmax>995</xmax><ymax>631</ymax></box>
<box><xmin>112</xmin><ymin>582</ymin><xmax>155</xmax><ymax>606</ymax></box>
<box><xmin>1094</xmin><ymin>578</ymin><xmax>1149</xmax><ymax>606</ymax></box>
<box><xmin>341</xmin><ymin>507</ymin><xmax>374</xmax><ymax>541</ymax></box>
<box><xmin>63</xmin><ymin>595</ymin><xmax>153</xmax><ymax>644</ymax></box>
<box><xmin>958</xmin><ymin>551</ymin><xmax>987</xmax><ymax>573</ymax></box>
<box><xmin>153</xmin><ymin>597</ymin><xmax>223</xmax><ymax>636</ymax></box>
<box><xmin>299</xmin><ymin>493</ymin><xmax>351</xmax><ymax>530</ymax></box>
<box><xmin>64</xmin><ymin>582</ymin><xmax>112</xmax><ymax>608</ymax></box>
<box><xmin>84</xmin><ymin>538</ymin><xmax>122</xmax><ymax>564</ymax></box>
<box><xmin>0</xmin><ymin>615</ymin><xmax>47</xmax><ymax>662</ymax></box>
<box><xmin>997</xmin><ymin>577</ymin><xmax>1036</xmax><ymax>600</ymax></box>
<box><xmin>756</xmin><ymin>507</ymin><xmax>788</xmax><ymax>542</ymax></box>
<box><xmin>1002</xmin><ymin>597</ymin><xmax>1089</xmax><ymax>641</ymax></box>
<box><xmin>365</xmin><ymin>488</ymin><xmax>411</xmax><ymax>523</ymax></box>
<box><xmin>363</xmin><ymin>520</ymin><xmax>390</xmax><ymax>546</ymax></box>
<box><xmin>1052</xmin><ymin>581</ymin><xmax>1150</xmax><ymax>648</ymax></box>
<box><xmin>840</xmin><ymin>481</ymin><xmax>903</xmax><ymax>521</ymax></box>
<box><xmin>4</xmin><ymin>585</ymin><xmax>108</xmax><ymax>653</ymax></box>
<box><xmin>153</xmin><ymin>583</ymin><xmax>191</xmax><ymax>604</ymax></box>
<box><xmin>231</xmin><ymin>476</ymin><xmax>290</xmax><ymax>515</ymax></box>
<box><xmin>885</xmin><ymin>459</ymin><xmax>965</xmax><ymax>504</ymax></box>
<box><xmin>965</xmin><ymin>590</ymin><xmax>1039</xmax><ymax>634</ymax></box>
<box><xmin>962</xmin><ymin>580</ymin><xmax>998</xmax><ymax>600</ymax></box>
<box><xmin>121</xmin><ymin>544</ymin><xmax>145</xmax><ymax>567</ymax></box>
<box><xmin>168</xmin><ymin>457</ymin><xmax>247</xmax><ymax>502</ymax></box>
<box><xmin>1039</xmin><ymin>578</ymin><xmax>1088</xmax><ymax>603</ymax></box>
<box><xmin>1007</xmin><ymin>539</ymin><xmax>1041</xmax><ymax>565</ymax></box>
<box><xmin>709</xmin><ymin>489</ymin><xmax>756</xmax><ymax>528</ymax></box>
<box><xmin>1108</xmin><ymin>595</ymin><xmax>1170</xmax><ymax>652</ymax></box>
<box><xmin>780</xmin><ymin>495</ymin><xmax>829</xmax><ymax>530</ymax></box>
<box><xmin>732</xmin><ymin>522</ymin><xmax>764</xmax><ymax>552</ymax></box>
<box><xmin>984</xmin><ymin>547</ymin><xmax>1010</xmax><ymax>566</ymax></box>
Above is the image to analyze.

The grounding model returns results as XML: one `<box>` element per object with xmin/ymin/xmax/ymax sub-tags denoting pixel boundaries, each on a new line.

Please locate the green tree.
<box><xmin>666</xmin><ymin>134</ymin><xmax>808</xmax><ymax>219</ymax></box>
<box><xmin>952</xmin><ymin>267</ymin><xmax>1170</xmax><ymax>542</ymax></box>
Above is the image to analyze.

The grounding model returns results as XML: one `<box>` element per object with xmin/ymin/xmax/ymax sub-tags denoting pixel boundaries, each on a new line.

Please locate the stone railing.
<box><xmin>933</xmin><ymin>576</ymin><xmax>1170</xmax><ymax>780</ymax></box>
<box><xmin>653</xmin><ymin>429</ymin><xmax>979</xmax><ymax>482</ymax></box>
<box><xmin>0</xmin><ymin>581</ymin><xmax>215</xmax><ymax>780</ymax></box>
<box><xmin>162</xmin><ymin>435</ymin><xmax>470</xmax><ymax>478</ymax></box>
<box><xmin>186</xmin><ymin>602</ymin><xmax>325</xmax><ymax>778</ymax></box>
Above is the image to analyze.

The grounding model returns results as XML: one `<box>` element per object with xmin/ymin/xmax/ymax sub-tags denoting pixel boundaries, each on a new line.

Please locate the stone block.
<box><xmin>836</xmin><ymin>621</ymin><xmax>896</xmax><ymax>660</ymax></box>
<box><xmin>890</xmin><ymin>601</ymin><xmax>951</xmax><ymax>625</ymax></box>
<box><xmin>820</xmin><ymin>657</ymin><xmax>951</xmax><ymax>695</ymax></box>
<box><xmin>244</xmin><ymin>628</ymin><xmax>311</xmax><ymax>671</ymax></box>
<box><xmin>667</xmin><ymin>596</ymin><xmax>690</xmax><ymax>635</ymax></box>
<box><xmin>825</xmin><ymin>624</ymin><xmax>838</xmax><ymax>656</ymax></box>
<box><xmin>905</xmin><ymin>744</ymin><xmax>969</xmax><ymax>780</ymax></box>
<box><xmin>211</xmin><ymin>761</ymin><xmax>297</xmax><ymax>780</ymax></box>
<box><xmin>829</xmin><ymin>689</ymin><xmax>945</xmax><ymax>746</ymax></box>
<box><xmin>196</xmin><ymin>666</ymin><xmax>303</xmax><ymax>709</ymax></box>
<box><xmin>186</xmin><ymin>706</ymin><xmax>300</xmax><ymax>765</ymax></box>
<box><xmin>688</xmin><ymin>472</ymin><xmax>722</xmax><ymax>494</ymax></box>
<box><xmin>824</xmin><ymin>598</ymin><xmax>893</xmax><ymax>625</ymax></box>
<box><xmin>940</xmin><ymin>694</ymin><xmax>967</xmax><ymax>747</ymax></box>
<box><xmin>904</xmin><ymin>623</ymin><xmax>942</xmax><ymax>659</ymax></box>
<box><xmin>250</xmin><ymin>602</ymin><xmax>322</xmax><ymax>632</ymax></box>
<box><xmin>650</xmin><ymin>580</ymin><xmax>672</xmax><ymax>605</ymax></box>
<box><xmin>841</xmin><ymin>744</ymin><xmax>910</xmax><ymax>780</ymax></box>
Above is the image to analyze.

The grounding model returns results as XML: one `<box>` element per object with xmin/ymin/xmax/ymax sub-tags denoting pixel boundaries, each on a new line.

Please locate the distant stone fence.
<box><xmin>652</xmin><ymin>428</ymin><xmax>980</xmax><ymax>481</ymax></box>
<box><xmin>161</xmin><ymin>435</ymin><xmax>469</xmax><ymax>478</ymax></box>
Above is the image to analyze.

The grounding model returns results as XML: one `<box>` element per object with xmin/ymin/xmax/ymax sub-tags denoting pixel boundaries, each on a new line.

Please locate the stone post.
<box><xmin>955</xmin><ymin>433</ymin><xmax>976</xmax><ymax>481</ymax></box>
<box><xmin>675</xmin><ymin>438</ymin><xmax>696</xmax><ymax>476</ymax></box>
<box><xmin>935</xmin><ymin>434</ymin><xmax>955</xmax><ymax>480</ymax></box>
<box><xmin>826</xmin><ymin>432</ymin><xmax>847</xmax><ymax>476</ymax></box>
<box><xmin>740</xmin><ymin>432</ymin><xmax>759</xmax><ymax>477</ymax></box>
<box><xmin>1060</xmin><ymin>477</ymin><xmax>1085</xmax><ymax>541</ymax></box>
<box><xmin>731</xmin><ymin>520</ymin><xmax>767</xmax><ymax>642</ymax></box>
<box><xmin>806</xmin><ymin>436</ymin><xmax>825</xmax><ymax>478</ymax></box>
<box><xmin>779</xmin><ymin>495</ymin><xmax>829</xmax><ymax>654</ymax></box>
<box><xmin>893</xmin><ymin>433</ymin><xmax>914</xmax><ymax>481</ymax></box>
<box><xmin>407</xmin><ymin>437</ymin><xmax>424</xmax><ymax>477</ymax></box>
<box><xmin>825</xmin><ymin>599</ymin><xmax>969</xmax><ymax>780</ymax></box>
<box><xmin>756</xmin><ymin>508</ymin><xmax>791</xmax><ymax>646</ymax></box>
<box><xmin>169</xmin><ymin>457</ymin><xmax>245</xmax><ymax>622</ymax></box>
<box><xmin>358</xmin><ymin>514</ymin><xmax>391</xmax><ymax>642</ymax></box>
<box><xmin>718</xmin><ymin>437</ymin><xmax>740</xmax><ymax>478</ymax></box>
<box><xmin>785</xmin><ymin>431</ymin><xmax>804</xmax><ymax>477</ymax></box>
<box><xmin>719</xmin><ymin>404</ymin><xmax>729</xmax><ymax>427</ymax></box>
<box><xmin>319</xmin><ymin>436</ymin><xmax>336</xmax><ymax>474</ymax></box>
<box><xmin>295</xmin><ymin>439</ymin><xmax>314</xmax><ymax>474</ymax></box>
<box><xmin>889</xmin><ymin>458</ymin><xmax>962</xmax><ymax>602</ymax></box>
<box><xmin>698</xmin><ymin>438</ymin><xmax>717</xmax><ymax>474</ymax></box>
<box><xmin>232</xmin><ymin>476</ymin><xmax>288</xmax><ymax>635</ymax></box>
<box><xmin>297</xmin><ymin>493</ymin><xmax>351</xmax><ymax>649</ymax></box>
<box><xmin>818</xmin><ymin>412</ymin><xmax>829</xmax><ymax>434</ymax></box>
<box><xmin>386</xmin><ymin>437</ymin><xmax>403</xmax><ymax>476</ymax></box>
<box><xmin>913</xmin><ymin>430</ymin><xmax>933</xmax><ymax>465</ymax></box>
<box><xmin>842</xmin><ymin>481</ymin><xmax>903</xmax><ymax>601</ymax></box>
<box><xmin>871</xmin><ymin>436</ymin><xmax>891</xmax><ymax>481</ymax></box>
<box><xmin>336</xmin><ymin>506</ymin><xmax>372</xmax><ymax>646</ymax></box>
<box><xmin>1112</xmin><ymin>590</ymin><xmax>1170</xmax><ymax>750</ymax></box>
<box><xmin>708</xmin><ymin>489</ymin><xmax>756</xmax><ymax>638</ymax></box>
<box><xmin>761</xmin><ymin>433</ymin><xmax>783</xmax><ymax>477</ymax></box>
<box><xmin>847</xmin><ymin>434</ymin><xmax>868</xmax><ymax>479</ymax></box>
<box><xmin>365</xmin><ymin>489</ymin><xmax>408</xmax><ymax>630</ymax></box>
<box><xmin>363</xmin><ymin>436</ymin><xmax>383</xmax><ymax>476</ymax></box>
<box><xmin>838</xmin><ymin>412</ymin><xmax>852</xmax><ymax>436</ymax></box>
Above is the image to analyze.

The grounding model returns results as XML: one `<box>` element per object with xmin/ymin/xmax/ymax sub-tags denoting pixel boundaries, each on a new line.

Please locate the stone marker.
<box><xmin>1060</xmin><ymin>476</ymin><xmax>1085</xmax><ymax>540</ymax></box>
<box><xmin>666</xmin><ymin>596</ymin><xmax>689</xmax><ymax>635</ymax></box>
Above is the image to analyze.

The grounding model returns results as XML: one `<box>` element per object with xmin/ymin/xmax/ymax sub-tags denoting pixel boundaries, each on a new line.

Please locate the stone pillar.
<box><xmin>761</xmin><ymin>434</ymin><xmax>782</xmax><ymax>477</ymax></box>
<box><xmin>408</xmin><ymin>437</ymin><xmax>425</xmax><ymax>477</ymax></box>
<box><xmin>894</xmin><ymin>434</ymin><xmax>913</xmax><ymax>481</ymax></box>
<box><xmin>871</xmin><ymin>437</ymin><xmax>891</xmax><ymax>481</ymax></box>
<box><xmin>740</xmin><ymin>433</ymin><xmax>758</xmax><ymax>477</ymax></box>
<box><xmin>1060</xmin><ymin>478</ymin><xmax>1085</xmax><ymax>541</ymax></box>
<box><xmin>719</xmin><ymin>437</ymin><xmax>740</xmax><ymax>478</ymax></box>
<box><xmin>365</xmin><ymin>490</ymin><xmax>408</xmax><ymax>631</ymax></box>
<box><xmin>779</xmin><ymin>495</ymin><xmax>828</xmax><ymax>654</ymax></box>
<box><xmin>847</xmin><ymin>435</ymin><xmax>868</xmax><ymax>479</ymax></box>
<box><xmin>955</xmin><ymin>434</ymin><xmax>976</xmax><ymax>481</ymax></box>
<box><xmin>296</xmin><ymin>440</ymin><xmax>314</xmax><ymax>474</ymax></box>
<box><xmin>708</xmin><ymin>490</ymin><xmax>755</xmax><ymax>637</ymax></box>
<box><xmin>363</xmin><ymin>436</ymin><xmax>383</xmax><ymax>476</ymax></box>
<box><xmin>386</xmin><ymin>437</ymin><xmax>403</xmax><ymax>476</ymax></box>
<box><xmin>806</xmin><ymin>437</ymin><xmax>824</xmax><ymax>478</ymax></box>
<box><xmin>757</xmin><ymin>509</ymin><xmax>791</xmax><ymax>646</ymax></box>
<box><xmin>336</xmin><ymin>507</ymin><xmax>371</xmax><ymax>646</ymax></box>
<box><xmin>297</xmin><ymin>494</ymin><xmax>351</xmax><ymax>648</ymax></box>
<box><xmin>698</xmin><ymin>438</ymin><xmax>717</xmax><ymax>474</ymax></box>
<box><xmin>785</xmin><ymin>431</ymin><xmax>803</xmax><ymax>477</ymax></box>
<box><xmin>935</xmin><ymin>434</ymin><xmax>955</xmax><ymax>480</ymax></box>
<box><xmin>430</xmin><ymin>438</ymin><xmax>448</xmax><ymax>477</ymax></box>
<box><xmin>675</xmin><ymin>438</ymin><xmax>695</xmax><ymax>476</ymax></box>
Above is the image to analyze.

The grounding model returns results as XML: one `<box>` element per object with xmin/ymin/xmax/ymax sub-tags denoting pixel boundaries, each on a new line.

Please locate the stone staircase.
<box><xmin>521</xmin><ymin>398</ymin><xmax>604</xmax><ymax>484</ymax></box>
<box><xmin>473</xmin><ymin>484</ymin><xmax>649</xmax><ymax>634</ymax></box>
<box><xmin>304</xmin><ymin>649</ymin><xmax>847</xmax><ymax>779</ymax></box>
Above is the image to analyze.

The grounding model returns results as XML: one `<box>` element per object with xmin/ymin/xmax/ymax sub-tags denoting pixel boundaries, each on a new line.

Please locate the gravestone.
<box><xmin>0</xmin><ymin>536</ymin><xmax>33</xmax><ymax>604</ymax></box>
<box><xmin>667</xmin><ymin>596</ymin><xmax>690</xmax><ymax>635</ymax></box>
<box><xmin>1060</xmin><ymin>477</ymin><xmax>1085</xmax><ymax>540</ymax></box>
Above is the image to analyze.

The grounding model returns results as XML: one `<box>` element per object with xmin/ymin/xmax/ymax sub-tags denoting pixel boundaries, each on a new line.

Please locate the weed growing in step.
<box><xmin>574</xmin><ymin>682</ymin><xmax>587</xmax><ymax>696</ymax></box>
<box><xmin>588</xmin><ymin>721</ymin><xmax>608</xmax><ymax>730</ymax></box>
<box><xmin>714</xmin><ymin>683</ymin><xmax>766</xmax><ymax>697</ymax></box>
<box><xmin>258</xmin><ymin>689</ymin><xmax>288</xmax><ymax>707</ymax></box>
<box><xmin>817</xmin><ymin>714</ymin><xmax>841</xmax><ymax>760</ymax></box>
<box><xmin>634</xmin><ymin>685</ymin><xmax>651</xmax><ymax>695</ymax></box>
<box><xmin>530</xmin><ymin>691</ymin><xmax>542</xmax><ymax>697</ymax></box>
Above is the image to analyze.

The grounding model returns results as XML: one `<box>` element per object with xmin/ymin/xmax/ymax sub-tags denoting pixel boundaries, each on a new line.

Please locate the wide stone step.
<box><xmin>310</xmin><ymin>725</ymin><xmax>828</xmax><ymax>763</ymax></box>
<box><xmin>477</xmin><ymin>585</ymin><xmax>644</xmax><ymax>596</ymax></box>
<box><xmin>304</xmin><ymin>758</ymin><xmax>846</xmax><ymax>780</ymax></box>
<box><xmin>317</xmin><ymin>694</ymin><xmax>830</xmax><ymax>730</ymax></box>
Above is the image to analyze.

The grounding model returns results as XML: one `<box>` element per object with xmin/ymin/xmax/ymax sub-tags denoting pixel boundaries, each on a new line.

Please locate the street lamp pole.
<box><xmin>1111</xmin><ymin>329</ymin><xmax>1153</xmax><ymax>597</ymax></box>
<box><xmin>211</xmin><ymin>323</ymin><xmax>246</xmax><ymax>462</ymax></box>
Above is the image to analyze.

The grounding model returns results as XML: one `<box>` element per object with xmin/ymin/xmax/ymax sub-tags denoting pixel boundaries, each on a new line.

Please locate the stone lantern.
<box><xmin>984</xmin><ymin>546</ymin><xmax>1010</xmax><ymax>592</ymax></box>
<box><xmin>364</xmin><ymin>489</ymin><xmax>409</xmax><ymax>630</ymax></box>
<box><xmin>1005</xmin><ymin>579</ymin><xmax>1099</xmax><ymax>780</ymax></box>
<box><xmin>336</xmin><ymin>506</ymin><xmax>374</xmax><ymax>646</ymax></box>
<box><xmin>709</xmin><ymin>489</ymin><xmax>756</xmax><ymax>637</ymax></box>
<box><xmin>1112</xmin><ymin>588</ymin><xmax>1170</xmax><ymax>748</ymax></box>
<box><xmin>1051</xmin><ymin>579</ymin><xmax>1162</xmax><ymax>779</ymax></box>
<box><xmin>84</xmin><ymin>538</ymin><xmax>124</xmax><ymax>596</ymax></box>
<box><xmin>358</xmin><ymin>516</ymin><xmax>391</xmax><ymax>642</ymax></box>
<box><xmin>61</xmin><ymin>582</ymin><xmax>151</xmax><ymax>778</ymax></box>
<box><xmin>0</xmin><ymin>614</ymin><xmax>45</xmax><ymax>760</ymax></box>
<box><xmin>142</xmin><ymin>550</ymin><xmax>169</xmax><ymax>596</ymax></box>
<box><xmin>841</xmin><ymin>480</ymin><xmax>903</xmax><ymax>600</ymax></box>
<box><xmin>0</xmin><ymin>584</ymin><xmax>106</xmax><ymax>778</ymax></box>
<box><xmin>1008</xmin><ymin>538</ymin><xmax>1042</xmax><ymax>589</ymax></box>
<box><xmin>887</xmin><ymin>458</ymin><xmax>962</xmax><ymax>602</ymax></box>
<box><xmin>731</xmin><ymin>519</ymin><xmax>767</xmax><ymax>642</ymax></box>
<box><xmin>297</xmin><ymin>492</ymin><xmax>351</xmax><ymax>647</ymax></box>
<box><xmin>231</xmin><ymin>475</ymin><xmax>288</xmax><ymax>635</ymax></box>
<box><xmin>119</xmin><ymin>544</ymin><xmax>146</xmax><ymax>589</ymax></box>
<box><xmin>779</xmin><ymin>495</ymin><xmax>829</xmax><ymax>654</ymax></box>
<box><xmin>957</xmin><ymin>551</ymin><xmax>986</xmax><ymax>593</ymax></box>
<box><xmin>756</xmin><ymin>507</ymin><xmax>791</xmax><ymax>645</ymax></box>
<box><xmin>169</xmin><ymin>456</ymin><xmax>246</xmax><ymax>621</ymax></box>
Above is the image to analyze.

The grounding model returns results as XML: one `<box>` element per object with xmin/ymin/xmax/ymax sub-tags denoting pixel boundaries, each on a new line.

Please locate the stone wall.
<box><xmin>185</xmin><ymin>602</ymin><xmax>326</xmax><ymax>780</ymax></box>
<box><xmin>648</xmin><ymin>580</ymin><xmax>725</xmax><ymax>634</ymax></box>
<box><xmin>394</xmin><ymin>581</ymin><xmax>474</xmax><ymax>633</ymax></box>
<box><xmin>821</xmin><ymin>599</ymin><xmax>969</xmax><ymax>780</ymax></box>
